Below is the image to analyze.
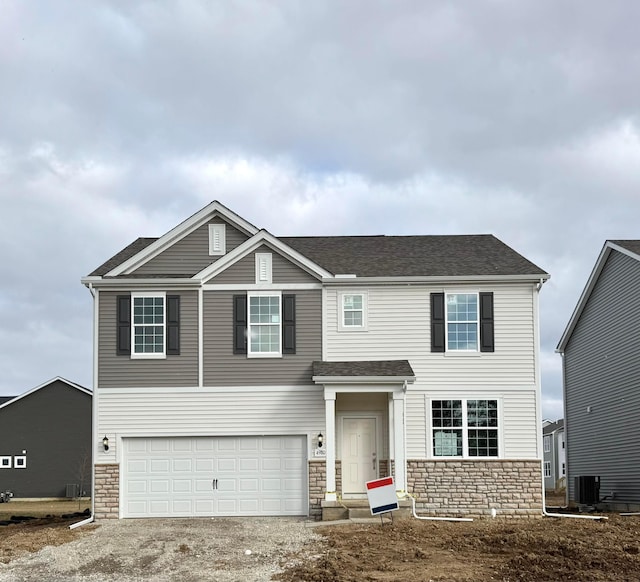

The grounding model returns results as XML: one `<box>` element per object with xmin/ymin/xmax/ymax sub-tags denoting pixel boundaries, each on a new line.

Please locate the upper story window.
<box><xmin>338</xmin><ymin>292</ymin><xmax>368</xmax><ymax>331</ymax></box>
<box><xmin>117</xmin><ymin>293</ymin><xmax>180</xmax><ymax>359</ymax></box>
<box><xmin>431</xmin><ymin>399</ymin><xmax>499</xmax><ymax>458</ymax></box>
<box><xmin>209</xmin><ymin>223</ymin><xmax>226</xmax><ymax>256</ymax></box>
<box><xmin>544</xmin><ymin>436</ymin><xmax>551</xmax><ymax>453</ymax></box>
<box><xmin>446</xmin><ymin>293</ymin><xmax>478</xmax><ymax>351</ymax></box>
<box><xmin>248</xmin><ymin>292</ymin><xmax>281</xmax><ymax>357</ymax></box>
<box><xmin>132</xmin><ymin>293</ymin><xmax>166</xmax><ymax>358</ymax></box>
<box><xmin>430</xmin><ymin>292</ymin><xmax>494</xmax><ymax>353</ymax></box>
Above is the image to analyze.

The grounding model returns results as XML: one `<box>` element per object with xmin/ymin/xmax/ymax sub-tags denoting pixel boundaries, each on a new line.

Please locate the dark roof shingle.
<box><xmin>282</xmin><ymin>235</ymin><xmax>547</xmax><ymax>278</ymax></box>
<box><xmin>312</xmin><ymin>360</ymin><xmax>414</xmax><ymax>378</ymax></box>
<box><xmin>610</xmin><ymin>240</ymin><xmax>640</xmax><ymax>256</ymax></box>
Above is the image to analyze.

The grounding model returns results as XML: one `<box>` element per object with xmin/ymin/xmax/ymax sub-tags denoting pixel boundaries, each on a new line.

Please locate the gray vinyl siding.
<box><xmin>211</xmin><ymin>245</ymin><xmax>320</xmax><ymax>285</ymax></box>
<box><xmin>564</xmin><ymin>250</ymin><xmax>640</xmax><ymax>503</ymax></box>
<box><xmin>0</xmin><ymin>380</ymin><xmax>92</xmax><ymax>497</ymax></box>
<box><xmin>203</xmin><ymin>289</ymin><xmax>321</xmax><ymax>386</ymax></box>
<box><xmin>133</xmin><ymin>219</ymin><xmax>249</xmax><ymax>276</ymax></box>
<box><xmin>98</xmin><ymin>290</ymin><xmax>199</xmax><ymax>388</ymax></box>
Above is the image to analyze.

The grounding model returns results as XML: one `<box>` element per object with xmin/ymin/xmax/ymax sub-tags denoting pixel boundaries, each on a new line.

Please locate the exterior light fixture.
<box><xmin>317</xmin><ymin>433</ymin><xmax>323</xmax><ymax>448</ymax></box>
<box><xmin>103</xmin><ymin>436</ymin><xmax>109</xmax><ymax>452</ymax></box>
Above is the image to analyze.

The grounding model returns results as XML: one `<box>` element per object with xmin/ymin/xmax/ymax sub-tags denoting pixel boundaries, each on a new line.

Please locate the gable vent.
<box><xmin>255</xmin><ymin>253</ymin><xmax>272</xmax><ymax>284</ymax></box>
<box><xmin>209</xmin><ymin>223</ymin><xmax>226</xmax><ymax>256</ymax></box>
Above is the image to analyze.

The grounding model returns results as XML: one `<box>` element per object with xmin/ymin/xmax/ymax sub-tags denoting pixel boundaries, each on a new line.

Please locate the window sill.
<box><xmin>247</xmin><ymin>353</ymin><xmax>283</xmax><ymax>359</ymax></box>
<box><xmin>130</xmin><ymin>353</ymin><xmax>167</xmax><ymax>360</ymax></box>
<box><xmin>443</xmin><ymin>351</ymin><xmax>481</xmax><ymax>357</ymax></box>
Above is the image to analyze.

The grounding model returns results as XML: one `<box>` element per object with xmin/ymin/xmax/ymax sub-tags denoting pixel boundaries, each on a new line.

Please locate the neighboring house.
<box><xmin>542</xmin><ymin>419</ymin><xmax>565</xmax><ymax>492</ymax></box>
<box><xmin>82</xmin><ymin>200</ymin><xmax>549</xmax><ymax>520</ymax></box>
<box><xmin>0</xmin><ymin>377</ymin><xmax>92</xmax><ymax>498</ymax></box>
<box><xmin>557</xmin><ymin>240</ymin><xmax>640</xmax><ymax>511</ymax></box>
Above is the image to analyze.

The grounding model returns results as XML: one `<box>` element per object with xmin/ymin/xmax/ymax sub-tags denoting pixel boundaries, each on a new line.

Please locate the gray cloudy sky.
<box><xmin>1</xmin><ymin>2</ymin><xmax>639</xmax><ymax>420</ymax></box>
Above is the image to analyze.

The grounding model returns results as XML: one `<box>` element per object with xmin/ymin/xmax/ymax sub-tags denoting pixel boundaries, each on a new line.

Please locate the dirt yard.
<box><xmin>2</xmin><ymin>501</ymin><xmax>640</xmax><ymax>581</ymax></box>
<box><xmin>277</xmin><ymin>514</ymin><xmax>640</xmax><ymax>582</ymax></box>
<box><xmin>0</xmin><ymin>500</ymin><xmax>92</xmax><ymax>564</ymax></box>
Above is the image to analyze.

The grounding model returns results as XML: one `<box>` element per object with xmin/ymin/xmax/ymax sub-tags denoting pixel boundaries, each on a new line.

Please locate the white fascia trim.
<box><xmin>203</xmin><ymin>283</ymin><xmax>321</xmax><ymax>291</ymax></box>
<box><xmin>195</xmin><ymin>229</ymin><xmax>333</xmax><ymax>282</ymax></box>
<box><xmin>556</xmin><ymin>242</ymin><xmax>618</xmax><ymax>353</ymax></box>
<box><xmin>0</xmin><ymin>377</ymin><xmax>92</xmax><ymax>411</ymax></box>
<box><xmin>106</xmin><ymin>201</ymin><xmax>259</xmax><ymax>277</ymax></box>
<box><xmin>81</xmin><ymin>278</ymin><xmax>201</xmax><ymax>290</ymax></box>
<box><xmin>323</xmin><ymin>274</ymin><xmax>551</xmax><ymax>286</ymax></box>
<box><xmin>98</xmin><ymin>385</ymin><xmax>319</xmax><ymax>394</ymax></box>
<box><xmin>312</xmin><ymin>376</ymin><xmax>415</xmax><ymax>385</ymax></box>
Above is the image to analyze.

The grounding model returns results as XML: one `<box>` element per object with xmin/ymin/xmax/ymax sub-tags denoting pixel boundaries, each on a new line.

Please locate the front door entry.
<box><xmin>341</xmin><ymin>417</ymin><xmax>377</xmax><ymax>494</ymax></box>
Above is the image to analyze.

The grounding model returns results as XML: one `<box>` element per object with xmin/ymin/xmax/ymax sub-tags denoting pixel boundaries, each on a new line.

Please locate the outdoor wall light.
<box><xmin>317</xmin><ymin>432</ymin><xmax>323</xmax><ymax>448</ymax></box>
<box><xmin>103</xmin><ymin>436</ymin><xmax>109</xmax><ymax>452</ymax></box>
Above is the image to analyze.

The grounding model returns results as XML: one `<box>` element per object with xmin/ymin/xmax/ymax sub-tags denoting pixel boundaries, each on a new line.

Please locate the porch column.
<box><xmin>392</xmin><ymin>391</ymin><xmax>407</xmax><ymax>495</ymax></box>
<box><xmin>324</xmin><ymin>392</ymin><xmax>337</xmax><ymax>501</ymax></box>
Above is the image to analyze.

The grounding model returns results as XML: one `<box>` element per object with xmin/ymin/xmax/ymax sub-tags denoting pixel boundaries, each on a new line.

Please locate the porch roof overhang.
<box><xmin>311</xmin><ymin>360</ymin><xmax>415</xmax><ymax>385</ymax></box>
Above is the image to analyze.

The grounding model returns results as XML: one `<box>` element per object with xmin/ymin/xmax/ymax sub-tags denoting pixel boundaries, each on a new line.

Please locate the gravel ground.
<box><xmin>0</xmin><ymin>517</ymin><xmax>322</xmax><ymax>582</ymax></box>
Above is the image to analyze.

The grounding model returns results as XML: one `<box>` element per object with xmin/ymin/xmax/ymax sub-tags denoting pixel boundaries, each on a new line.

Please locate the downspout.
<box><xmin>71</xmin><ymin>282</ymin><xmax>96</xmax><ymax>529</ymax></box>
<box><xmin>535</xmin><ymin>280</ymin><xmax>606</xmax><ymax>522</ymax></box>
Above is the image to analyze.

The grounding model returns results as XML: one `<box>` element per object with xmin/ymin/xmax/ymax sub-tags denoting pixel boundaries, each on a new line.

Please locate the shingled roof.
<box><xmin>90</xmin><ymin>233</ymin><xmax>547</xmax><ymax>279</ymax></box>
<box><xmin>312</xmin><ymin>360</ymin><xmax>415</xmax><ymax>379</ymax></box>
<box><xmin>282</xmin><ymin>235</ymin><xmax>546</xmax><ymax>278</ymax></box>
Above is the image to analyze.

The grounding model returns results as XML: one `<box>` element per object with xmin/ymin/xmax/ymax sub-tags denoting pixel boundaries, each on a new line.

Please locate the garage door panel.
<box><xmin>123</xmin><ymin>436</ymin><xmax>307</xmax><ymax>518</ymax></box>
<box><xmin>195</xmin><ymin>458</ymin><xmax>214</xmax><ymax>472</ymax></box>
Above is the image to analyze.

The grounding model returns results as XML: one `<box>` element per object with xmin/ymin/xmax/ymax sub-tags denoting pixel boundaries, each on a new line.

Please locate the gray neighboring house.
<box><xmin>542</xmin><ymin>419</ymin><xmax>565</xmax><ymax>492</ymax></box>
<box><xmin>0</xmin><ymin>377</ymin><xmax>92</xmax><ymax>498</ymax></box>
<box><xmin>557</xmin><ymin>240</ymin><xmax>640</xmax><ymax>511</ymax></box>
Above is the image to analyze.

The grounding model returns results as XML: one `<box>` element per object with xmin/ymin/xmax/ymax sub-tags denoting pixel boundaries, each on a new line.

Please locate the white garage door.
<box><xmin>122</xmin><ymin>436</ymin><xmax>307</xmax><ymax>518</ymax></box>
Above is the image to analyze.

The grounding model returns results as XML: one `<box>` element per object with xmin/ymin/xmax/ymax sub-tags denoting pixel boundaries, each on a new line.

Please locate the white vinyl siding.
<box><xmin>324</xmin><ymin>283</ymin><xmax>539</xmax><ymax>461</ymax></box>
<box><xmin>325</xmin><ymin>284</ymin><xmax>536</xmax><ymax>386</ymax></box>
<box><xmin>96</xmin><ymin>386</ymin><xmax>324</xmax><ymax>463</ymax></box>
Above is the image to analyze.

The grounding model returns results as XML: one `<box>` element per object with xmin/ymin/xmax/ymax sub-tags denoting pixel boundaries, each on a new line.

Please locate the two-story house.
<box><xmin>82</xmin><ymin>200</ymin><xmax>549</xmax><ymax>520</ymax></box>
<box><xmin>557</xmin><ymin>240</ymin><xmax>640</xmax><ymax>511</ymax></box>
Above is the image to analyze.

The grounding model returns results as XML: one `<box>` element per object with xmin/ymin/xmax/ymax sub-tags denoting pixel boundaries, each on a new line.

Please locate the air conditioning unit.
<box><xmin>575</xmin><ymin>476</ymin><xmax>600</xmax><ymax>505</ymax></box>
<box><xmin>65</xmin><ymin>483</ymin><xmax>80</xmax><ymax>498</ymax></box>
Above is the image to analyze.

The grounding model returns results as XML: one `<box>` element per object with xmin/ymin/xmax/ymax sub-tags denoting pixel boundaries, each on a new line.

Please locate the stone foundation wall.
<box><xmin>94</xmin><ymin>464</ymin><xmax>120</xmax><ymax>520</ymax></box>
<box><xmin>308</xmin><ymin>460</ymin><xmax>342</xmax><ymax>520</ymax></box>
<box><xmin>408</xmin><ymin>459</ymin><xmax>543</xmax><ymax>519</ymax></box>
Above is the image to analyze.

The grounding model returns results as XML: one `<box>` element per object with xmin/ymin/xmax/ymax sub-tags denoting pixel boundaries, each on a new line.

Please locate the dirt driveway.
<box><xmin>0</xmin><ymin>517</ymin><xmax>321</xmax><ymax>582</ymax></box>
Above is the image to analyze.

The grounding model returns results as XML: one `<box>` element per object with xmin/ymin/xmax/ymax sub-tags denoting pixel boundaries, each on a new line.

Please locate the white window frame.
<box><xmin>544</xmin><ymin>461</ymin><xmax>551</xmax><ymax>477</ymax></box>
<box><xmin>247</xmin><ymin>291</ymin><xmax>282</xmax><ymax>358</ymax></box>
<box><xmin>209</xmin><ymin>223</ymin><xmax>226</xmax><ymax>256</ymax></box>
<box><xmin>445</xmin><ymin>292</ymin><xmax>479</xmax><ymax>352</ymax></box>
<box><xmin>14</xmin><ymin>455</ymin><xmax>26</xmax><ymax>469</ymax></box>
<box><xmin>429</xmin><ymin>398</ymin><xmax>501</xmax><ymax>459</ymax></box>
<box><xmin>0</xmin><ymin>456</ymin><xmax>11</xmax><ymax>469</ymax></box>
<box><xmin>338</xmin><ymin>291</ymin><xmax>368</xmax><ymax>332</ymax></box>
<box><xmin>131</xmin><ymin>292</ymin><xmax>166</xmax><ymax>359</ymax></box>
<box><xmin>544</xmin><ymin>436</ymin><xmax>551</xmax><ymax>453</ymax></box>
<box><xmin>255</xmin><ymin>253</ymin><xmax>273</xmax><ymax>284</ymax></box>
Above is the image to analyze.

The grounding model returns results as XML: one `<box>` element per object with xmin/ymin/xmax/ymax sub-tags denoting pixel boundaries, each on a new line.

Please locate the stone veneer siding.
<box><xmin>94</xmin><ymin>464</ymin><xmax>120</xmax><ymax>520</ymax></box>
<box><xmin>308</xmin><ymin>460</ymin><xmax>343</xmax><ymax>520</ymax></box>
<box><xmin>408</xmin><ymin>460</ymin><xmax>543</xmax><ymax>518</ymax></box>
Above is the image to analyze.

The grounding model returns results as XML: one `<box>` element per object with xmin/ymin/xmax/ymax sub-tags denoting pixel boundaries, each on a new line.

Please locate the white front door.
<box><xmin>341</xmin><ymin>417</ymin><xmax>377</xmax><ymax>494</ymax></box>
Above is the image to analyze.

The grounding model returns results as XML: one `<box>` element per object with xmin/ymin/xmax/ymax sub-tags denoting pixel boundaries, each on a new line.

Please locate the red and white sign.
<box><xmin>365</xmin><ymin>476</ymin><xmax>399</xmax><ymax>515</ymax></box>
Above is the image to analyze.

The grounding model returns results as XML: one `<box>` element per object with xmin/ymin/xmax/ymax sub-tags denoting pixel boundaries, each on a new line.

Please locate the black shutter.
<box><xmin>116</xmin><ymin>295</ymin><xmax>131</xmax><ymax>355</ymax></box>
<box><xmin>431</xmin><ymin>293</ymin><xmax>445</xmax><ymax>353</ymax></box>
<box><xmin>233</xmin><ymin>295</ymin><xmax>247</xmax><ymax>354</ymax></box>
<box><xmin>282</xmin><ymin>294</ymin><xmax>296</xmax><ymax>354</ymax></box>
<box><xmin>166</xmin><ymin>295</ymin><xmax>180</xmax><ymax>355</ymax></box>
<box><xmin>479</xmin><ymin>292</ymin><xmax>495</xmax><ymax>352</ymax></box>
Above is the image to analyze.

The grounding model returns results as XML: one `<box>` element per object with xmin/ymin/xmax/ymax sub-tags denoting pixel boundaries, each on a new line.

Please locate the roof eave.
<box><xmin>323</xmin><ymin>273</ymin><xmax>550</xmax><ymax>285</ymax></box>
<box><xmin>556</xmin><ymin>242</ymin><xmax>621</xmax><ymax>353</ymax></box>
<box><xmin>81</xmin><ymin>277</ymin><xmax>202</xmax><ymax>289</ymax></box>
<box><xmin>312</xmin><ymin>375</ymin><xmax>416</xmax><ymax>384</ymax></box>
